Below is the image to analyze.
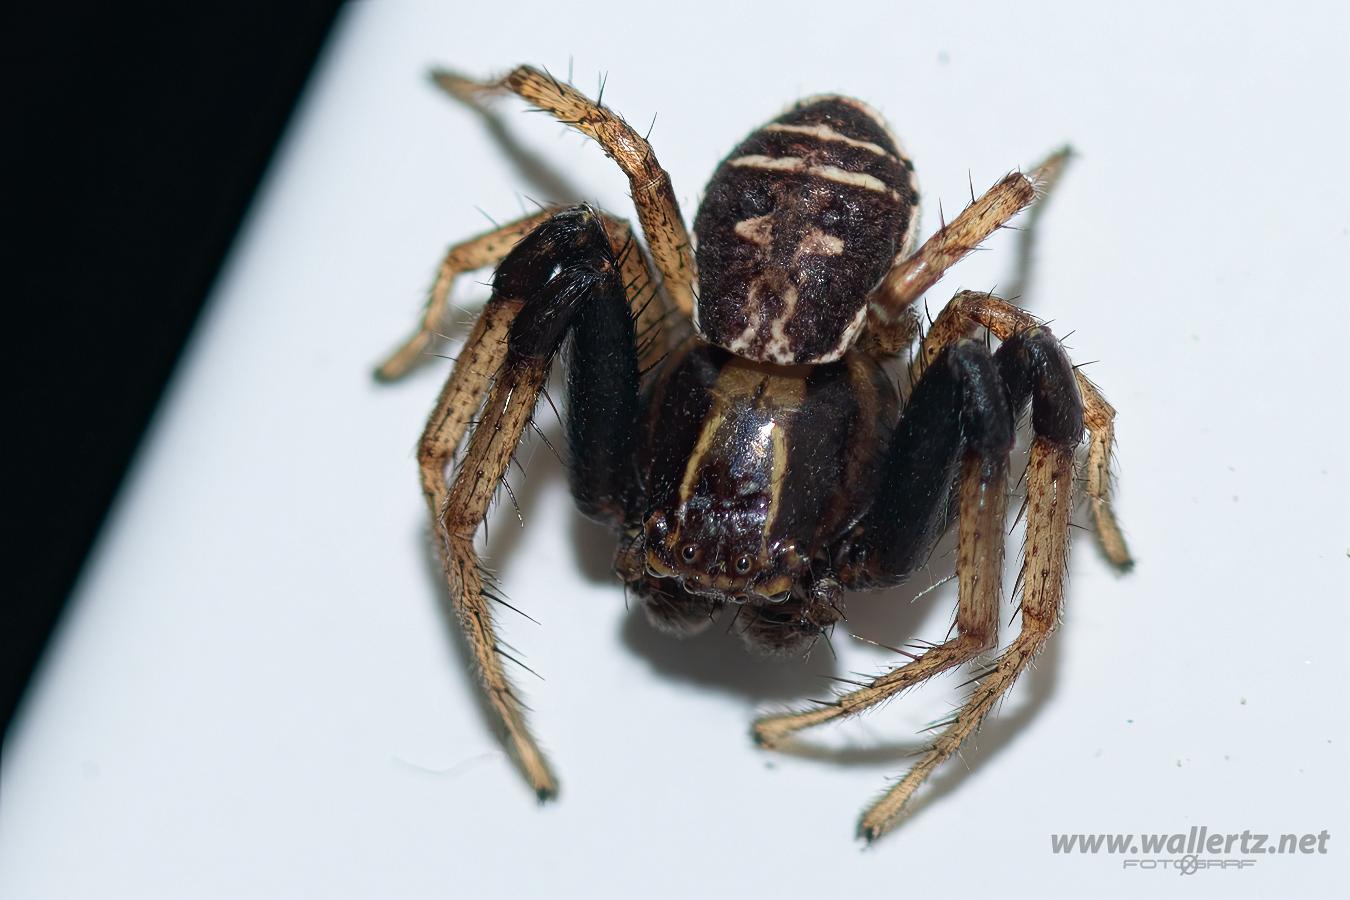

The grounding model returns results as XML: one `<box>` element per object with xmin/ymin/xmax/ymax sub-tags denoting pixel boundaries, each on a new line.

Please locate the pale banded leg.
<box><xmin>412</xmin><ymin>278</ymin><xmax>549</xmax><ymax>793</ymax></box>
<box><xmin>377</xmin><ymin>210</ymin><xmax>671</xmax><ymax>381</ymax></box>
<box><xmin>913</xmin><ymin>289</ymin><xmax>1133</xmax><ymax>568</ymax></box>
<box><xmin>867</xmin><ymin>147</ymin><xmax>1072</xmax><ymax>332</ymax></box>
<box><xmin>859</xmin><ymin>436</ymin><xmax>1074</xmax><ymax>840</ymax></box>
<box><xmin>1006</xmin><ymin>147</ymin><xmax>1072</xmax><ymax>303</ymax></box>
<box><xmin>415</xmin><ymin>208</ymin><xmax>645</xmax><ymax>799</ymax></box>
<box><xmin>377</xmin><ymin>210</ymin><xmax>555</xmax><ymax>382</ymax></box>
<box><xmin>428</xmin><ymin>351</ymin><xmax>556</xmax><ymax>797</ymax></box>
<box><xmin>433</xmin><ymin>65</ymin><xmax>699</xmax><ymax>319</ymax></box>
<box><xmin>757</xmin><ymin>322</ymin><xmax>1111</xmax><ymax>840</ymax></box>
<box><xmin>600</xmin><ymin>217</ymin><xmax>683</xmax><ymax>374</ymax></box>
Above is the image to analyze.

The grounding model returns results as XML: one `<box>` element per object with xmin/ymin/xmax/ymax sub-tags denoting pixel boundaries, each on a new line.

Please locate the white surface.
<box><xmin>4</xmin><ymin>1</ymin><xmax>1348</xmax><ymax>897</ymax></box>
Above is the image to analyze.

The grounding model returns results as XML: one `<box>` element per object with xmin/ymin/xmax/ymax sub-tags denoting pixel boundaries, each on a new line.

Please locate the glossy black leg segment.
<box><xmin>994</xmin><ymin>327</ymin><xmax>1084</xmax><ymax>446</ymax></box>
<box><xmin>839</xmin><ymin>339</ymin><xmax>1014</xmax><ymax>588</ymax></box>
<box><xmin>849</xmin><ymin>326</ymin><xmax>1084</xmax><ymax>838</ymax></box>
<box><xmin>565</xmin><ymin>277</ymin><xmax>642</xmax><ymax>527</ymax></box>
<box><xmin>495</xmin><ymin>206</ymin><xmax>643</xmax><ymax>529</ymax></box>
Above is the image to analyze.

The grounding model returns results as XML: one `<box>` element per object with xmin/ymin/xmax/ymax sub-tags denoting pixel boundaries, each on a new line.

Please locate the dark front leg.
<box><xmin>995</xmin><ymin>326</ymin><xmax>1084</xmax><ymax>445</ymax></box>
<box><xmin>855</xmin><ymin>325</ymin><xmax>1086</xmax><ymax>841</ymax></box>
<box><xmin>487</xmin><ymin>206</ymin><xmax>644</xmax><ymax>530</ymax></box>
<box><xmin>564</xmin><ymin>268</ymin><xmax>642</xmax><ymax>529</ymax></box>
<box><xmin>418</xmin><ymin>205</ymin><xmax>642</xmax><ymax>799</ymax></box>
<box><xmin>755</xmin><ymin>339</ymin><xmax>1012</xmax><ymax>749</ymax></box>
<box><xmin>838</xmin><ymin>338</ymin><xmax>1014</xmax><ymax>588</ymax></box>
<box><xmin>912</xmin><ymin>290</ymin><xmax>1131</xmax><ymax>567</ymax></box>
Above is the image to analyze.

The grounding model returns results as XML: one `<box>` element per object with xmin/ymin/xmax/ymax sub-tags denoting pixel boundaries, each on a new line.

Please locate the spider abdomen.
<box><xmin>693</xmin><ymin>96</ymin><xmax>920</xmax><ymax>365</ymax></box>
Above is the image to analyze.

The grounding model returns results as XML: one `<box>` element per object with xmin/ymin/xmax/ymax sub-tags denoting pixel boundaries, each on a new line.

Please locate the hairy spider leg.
<box><xmin>1004</xmin><ymin>148</ymin><xmax>1072</xmax><ymax>304</ymax></box>
<box><xmin>378</xmin><ymin>210</ymin><xmax>669</xmax><ymax>381</ymax></box>
<box><xmin>377</xmin><ymin>209</ymin><xmax>556</xmax><ymax>381</ymax></box>
<box><xmin>417</xmin><ymin>206</ymin><xmax>643</xmax><ymax>799</ymax></box>
<box><xmin>753</xmin><ymin>339</ymin><xmax>1012</xmax><ymax>747</ymax></box>
<box><xmin>864</xmin><ymin>148</ymin><xmax>1071</xmax><ymax>356</ymax></box>
<box><xmin>753</xmin><ymin>324</ymin><xmax>1111</xmax><ymax>839</ymax></box>
<box><xmin>915</xmin><ymin>290</ymin><xmax>1132</xmax><ymax>568</ymax></box>
<box><xmin>857</xmin><ymin>327</ymin><xmax>1086</xmax><ymax>840</ymax></box>
<box><xmin>433</xmin><ymin>65</ymin><xmax>699</xmax><ymax>321</ymax></box>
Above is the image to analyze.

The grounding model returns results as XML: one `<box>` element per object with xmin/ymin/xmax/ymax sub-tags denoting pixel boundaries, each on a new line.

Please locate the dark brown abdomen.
<box><xmin>693</xmin><ymin>96</ymin><xmax>919</xmax><ymax>365</ymax></box>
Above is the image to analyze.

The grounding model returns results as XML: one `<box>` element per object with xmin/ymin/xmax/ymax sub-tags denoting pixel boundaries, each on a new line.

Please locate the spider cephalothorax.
<box><xmin>378</xmin><ymin>65</ymin><xmax>1133</xmax><ymax>841</ymax></box>
<box><xmin>629</xmin><ymin>339</ymin><xmax>894</xmax><ymax>652</ymax></box>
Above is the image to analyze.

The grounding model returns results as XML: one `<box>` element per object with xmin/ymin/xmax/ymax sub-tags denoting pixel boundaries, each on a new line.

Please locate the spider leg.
<box><xmin>857</xmin><ymin>327</ymin><xmax>1083</xmax><ymax>841</ymax></box>
<box><xmin>599</xmin><ymin>216</ymin><xmax>687</xmax><ymax>375</ymax></box>
<box><xmin>432</xmin><ymin>65</ymin><xmax>698</xmax><ymax>321</ymax></box>
<box><xmin>419</xmin><ymin>206</ymin><xmax>641</xmax><ymax>798</ymax></box>
<box><xmin>378</xmin><ymin>210</ymin><xmax>671</xmax><ymax>381</ymax></box>
<box><xmin>377</xmin><ymin>209</ymin><xmax>556</xmax><ymax>381</ymax></box>
<box><xmin>915</xmin><ymin>289</ymin><xmax>1132</xmax><ymax>567</ymax></box>
<box><xmin>864</xmin><ymin>147</ymin><xmax>1070</xmax><ymax>353</ymax></box>
<box><xmin>1005</xmin><ymin>147</ymin><xmax>1072</xmax><ymax>304</ymax></box>
<box><xmin>753</xmin><ymin>340</ymin><xmax>1010</xmax><ymax>745</ymax></box>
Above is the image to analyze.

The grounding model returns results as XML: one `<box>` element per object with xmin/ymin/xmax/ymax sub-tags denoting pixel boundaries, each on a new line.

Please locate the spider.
<box><xmin>376</xmin><ymin>64</ymin><xmax>1133</xmax><ymax>841</ymax></box>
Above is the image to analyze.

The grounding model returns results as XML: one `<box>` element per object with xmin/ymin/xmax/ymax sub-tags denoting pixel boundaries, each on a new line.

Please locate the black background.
<box><xmin>5</xmin><ymin>6</ymin><xmax>344</xmax><ymax>742</ymax></box>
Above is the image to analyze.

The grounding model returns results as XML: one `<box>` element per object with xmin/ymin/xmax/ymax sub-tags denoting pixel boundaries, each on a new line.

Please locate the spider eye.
<box><xmin>680</xmin><ymin>544</ymin><xmax>698</xmax><ymax>563</ymax></box>
<box><xmin>735</xmin><ymin>555</ymin><xmax>753</xmax><ymax>574</ymax></box>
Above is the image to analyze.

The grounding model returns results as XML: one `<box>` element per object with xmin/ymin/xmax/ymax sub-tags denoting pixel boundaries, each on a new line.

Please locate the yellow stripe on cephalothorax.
<box><xmin>764</xmin><ymin>402</ymin><xmax>790</xmax><ymax>553</ymax></box>
<box><xmin>677</xmin><ymin>389</ymin><xmax>729</xmax><ymax>510</ymax></box>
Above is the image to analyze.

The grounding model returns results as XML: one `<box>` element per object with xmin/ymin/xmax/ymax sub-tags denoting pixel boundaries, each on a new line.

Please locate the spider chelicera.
<box><xmin>376</xmin><ymin>65</ymin><xmax>1133</xmax><ymax>841</ymax></box>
